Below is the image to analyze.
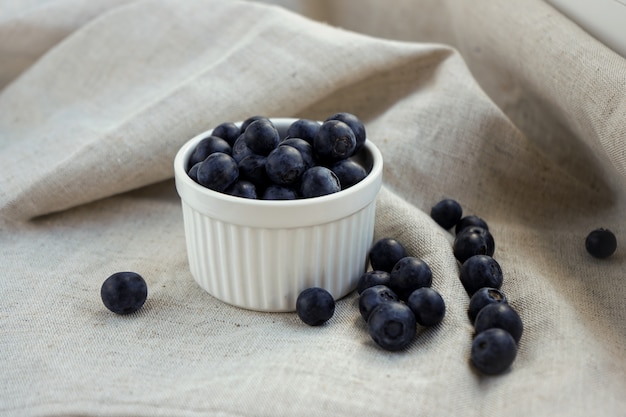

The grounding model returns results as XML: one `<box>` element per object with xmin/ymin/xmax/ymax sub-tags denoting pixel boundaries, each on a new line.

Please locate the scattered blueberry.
<box><xmin>296</xmin><ymin>287</ymin><xmax>335</xmax><ymax>326</ymax></box>
<box><xmin>285</xmin><ymin>119</ymin><xmax>321</xmax><ymax>145</ymax></box>
<box><xmin>262</xmin><ymin>184</ymin><xmax>298</xmax><ymax>200</ymax></box>
<box><xmin>453</xmin><ymin>226</ymin><xmax>495</xmax><ymax>263</ymax></box>
<box><xmin>455</xmin><ymin>215</ymin><xmax>489</xmax><ymax>235</ymax></box>
<box><xmin>266</xmin><ymin>145</ymin><xmax>306</xmax><ymax>186</ymax></box>
<box><xmin>358</xmin><ymin>285</ymin><xmax>399</xmax><ymax>322</ymax></box>
<box><xmin>468</xmin><ymin>287</ymin><xmax>508</xmax><ymax>324</ymax></box>
<box><xmin>471</xmin><ymin>328</ymin><xmax>517</xmax><ymax>375</ymax></box>
<box><xmin>314</xmin><ymin>119</ymin><xmax>357</xmax><ymax>162</ymax></box>
<box><xmin>188</xmin><ymin>135</ymin><xmax>232</xmax><ymax>168</ymax></box>
<box><xmin>225</xmin><ymin>180</ymin><xmax>257</xmax><ymax>199</ymax></box>
<box><xmin>356</xmin><ymin>270</ymin><xmax>391</xmax><ymax>295</ymax></box>
<box><xmin>300</xmin><ymin>166</ymin><xmax>341</xmax><ymax>198</ymax></box>
<box><xmin>459</xmin><ymin>255</ymin><xmax>503</xmax><ymax>296</ymax></box>
<box><xmin>101</xmin><ymin>271</ymin><xmax>148</xmax><ymax>315</ymax></box>
<box><xmin>325</xmin><ymin>112</ymin><xmax>366</xmax><ymax>153</ymax></box>
<box><xmin>244</xmin><ymin>118</ymin><xmax>280</xmax><ymax>156</ymax></box>
<box><xmin>389</xmin><ymin>256</ymin><xmax>433</xmax><ymax>300</ymax></box>
<box><xmin>585</xmin><ymin>228</ymin><xmax>617</xmax><ymax>258</ymax></box>
<box><xmin>367</xmin><ymin>301</ymin><xmax>416</xmax><ymax>351</ymax></box>
<box><xmin>211</xmin><ymin>122</ymin><xmax>240</xmax><ymax>146</ymax></box>
<box><xmin>196</xmin><ymin>152</ymin><xmax>239</xmax><ymax>192</ymax></box>
<box><xmin>357</xmin><ymin>210</ymin><xmax>523</xmax><ymax>373</ymax></box>
<box><xmin>368</xmin><ymin>238</ymin><xmax>409</xmax><ymax>273</ymax></box>
<box><xmin>330</xmin><ymin>159</ymin><xmax>367</xmax><ymax>190</ymax></box>
<box><xmin>406</xmin><ymin>287</ymin><xmax>446</xmax><ymax>327</ymax></box>
<box><xmin>430</xmin><ymin>198</ymin><xmax>463</xmax><ymax>230</ymax></box>
<box><xmin>474</xmin><ymin>302</ymin><xmax>523</xmax><ymax>344</ymax></box>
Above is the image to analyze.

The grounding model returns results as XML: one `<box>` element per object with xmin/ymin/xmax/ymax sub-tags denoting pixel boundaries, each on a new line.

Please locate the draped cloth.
<box><xmin>1</xmin><ymin>1</ymin><xmax>625</xmax><ymax>416</ymax></box>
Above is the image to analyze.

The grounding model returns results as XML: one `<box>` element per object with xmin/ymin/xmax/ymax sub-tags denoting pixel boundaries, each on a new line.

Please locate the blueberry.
<box><xmin>585</xmin><ymin>228</ymin><xmax>617</xmax><ymax>258</ymax></box>
<box><xmin>406</xmin><ymin>287</ymin><xmax>446</xmax><ymax>327</ymax></box>
<box><xmin>187</xmin><ymin>162</ymin><xmax>201</xmax><ymax>182</ymax></box>
<box><xmin>453</xmin><ymin>226</ymin><xmax>495</xmax><ymax>263</ymax></box>
<box><xmin>232</xmin><ymin>134</ymin><xmax>254</xmax><ymax>163</ymax></box>
<box><xmin>459</xmin><ymin>255</ymin><xmax>503</xmax><ymax>296</ymax></box>
<box><xmin>196</xmin><ymin>152</ymin><xmax>239</xmax><ymax>192</ymax></box>
<box><xmin>471</xmin><ymin>328</ymin><xmax>517</xmax><ymax>375</ymax></box>
<box><xmin>262</xmin><ymin>184</ymin><xmax>299</xmax><ymax>200</ymax></box>
<box><xmin>240</xmin><ymin>115</ymin><xmax>272</xmax><ymax>134</ymax></box>
<box><xmin>356</xmin><ymin>270</ymin><xmax>391</xmax><ymax>295</ymax></box>
<box><xmin>285</xmin><ymin>119</ymin><xmax>321</xmax><ymax>146</ymax></box>
<box><xmin>389</xmin><ymin>257</ymin><xmax>433</xmax><ymax>300</ymax></box>
<box><xmin>296</xmin><ymin>287</ymin><xmax>335</xmax><ymax>326</ymax></box>
<box><xmin>455</xmin><ymin>215</ymin><xmax>489</xmax><ymax>235</ymax></box>
<box><xmin>358</xmin><ymin>284</ymin><xmax>399</xmax><ymax>321</ymax></box>
<box><xmin>100</xmin><ymin>271</ymin><xmax>148</xmax><ymax>315</ymax></box>
<box><xmin>238</xmin><ymin>154</ymin><xmax>271</xmax><ymax>189</ymax></box>
<box><xmin>430</xmin><ymin>198</ymin><xmax>463</xmax><ymax>230</ymax></box>
<box><xmin>280</xmin><ymin>138</ymin><xmax>315</xmax><ymax>169</ymax></box>
<box><xmin>314</xmin><ymin>120</ymin><xmax>356</xmax><ymax>162</ymax></box>
<box><xmin>468</xmin><ymin>287</ymin><xmax>508</xmax><ymax>324</ymax></box>
<box><xmin>367</xmin><ymin>301</ymin><xmax>416</xmax><ymax>351</ymax></box>
<box><xmin>300</xmin><ymin>166</ymin><xmax>341</xmax><ymax>198</ymax></box>
<box><xmin>211</xmin><ymin>122</ymin><xmax>241</xmax><ymax>146</ymax></box>
<box><xmin>474</xmin><ymin>302</ymin><xmax>523</xmax><ymax>344</ymax></box>
<box><xmin>368</xmin><ymin>238</ymin><xmax>409</xmax><ymax>273</ymax></box>
<box><xmin>244</xmin><ymin>119</ymin><xmax>280</xmax><ymax>156</ymax></box>
<box><xmin>325</xmin><ymin>112</ymin><xmax>366</xmax><ymax>154</ymax></box>
<box><xmin>225</xmin><ymin>180</ymin><xmax>257</xmax><ymax>199</ymax></box>
<box><xmin>188</xmin><ymin>136</ymin><xmax>232</xmax><ymax>167</ymax></box>
<box><xmin>330</xmin><ymin>159</ymin><xmax>367</xmax><ymax>190</ymax></box>
<box><xmin>266</xmin><ymin>145</ymin><xmax>306</xmax><ymax>186</ymax></box>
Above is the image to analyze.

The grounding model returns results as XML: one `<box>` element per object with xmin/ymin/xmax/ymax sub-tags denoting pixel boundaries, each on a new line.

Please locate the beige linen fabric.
<box><xmin>1</xmin><ymin>1</ymin><xmax>625</xmax><ymax>416</ymax></box>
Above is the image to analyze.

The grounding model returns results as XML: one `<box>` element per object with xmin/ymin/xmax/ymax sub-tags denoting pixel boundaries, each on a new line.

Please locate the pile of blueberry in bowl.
<box><xmin>185</xmin><ymin>113</ymin><xmax>370</xmax><ymax>200</ymax></box>
<box><xmin>173</xmin><ymin>113</ymin><xmax>383</xmax><ymax>312</ymax></box>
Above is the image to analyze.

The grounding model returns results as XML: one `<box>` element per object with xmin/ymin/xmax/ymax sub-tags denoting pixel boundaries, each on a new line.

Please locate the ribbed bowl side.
<box><xmin>181</xmin><ymin>200</ymin><xmax>376</xmax><ymax>312</ymax></box>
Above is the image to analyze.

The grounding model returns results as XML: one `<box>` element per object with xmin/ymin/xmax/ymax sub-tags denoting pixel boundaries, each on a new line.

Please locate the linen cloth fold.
<box><xmin>1</xmin><ymin>1</ymin><xmax>625</xmax><ymax>416</ymax></box>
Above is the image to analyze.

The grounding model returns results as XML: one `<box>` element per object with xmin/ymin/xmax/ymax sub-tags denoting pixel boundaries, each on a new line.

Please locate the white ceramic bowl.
<box><xmin>174</xmin><ymin>118</ymin><xmax>383</xmax><ymax>312</ymax></box>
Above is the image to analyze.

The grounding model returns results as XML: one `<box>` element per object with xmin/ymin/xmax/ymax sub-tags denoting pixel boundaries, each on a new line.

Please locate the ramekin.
<box><xmin>174</xmin><ymin>118</ymin><xmax>383</xmax><ymax>312</ymax></box>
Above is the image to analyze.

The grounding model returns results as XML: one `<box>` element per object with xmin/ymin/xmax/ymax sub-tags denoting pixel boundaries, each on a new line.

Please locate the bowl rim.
<box><xmin>174</xmin><ymin>117</ymin><xmax>383</xmax><ymax>228</ymax></box>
